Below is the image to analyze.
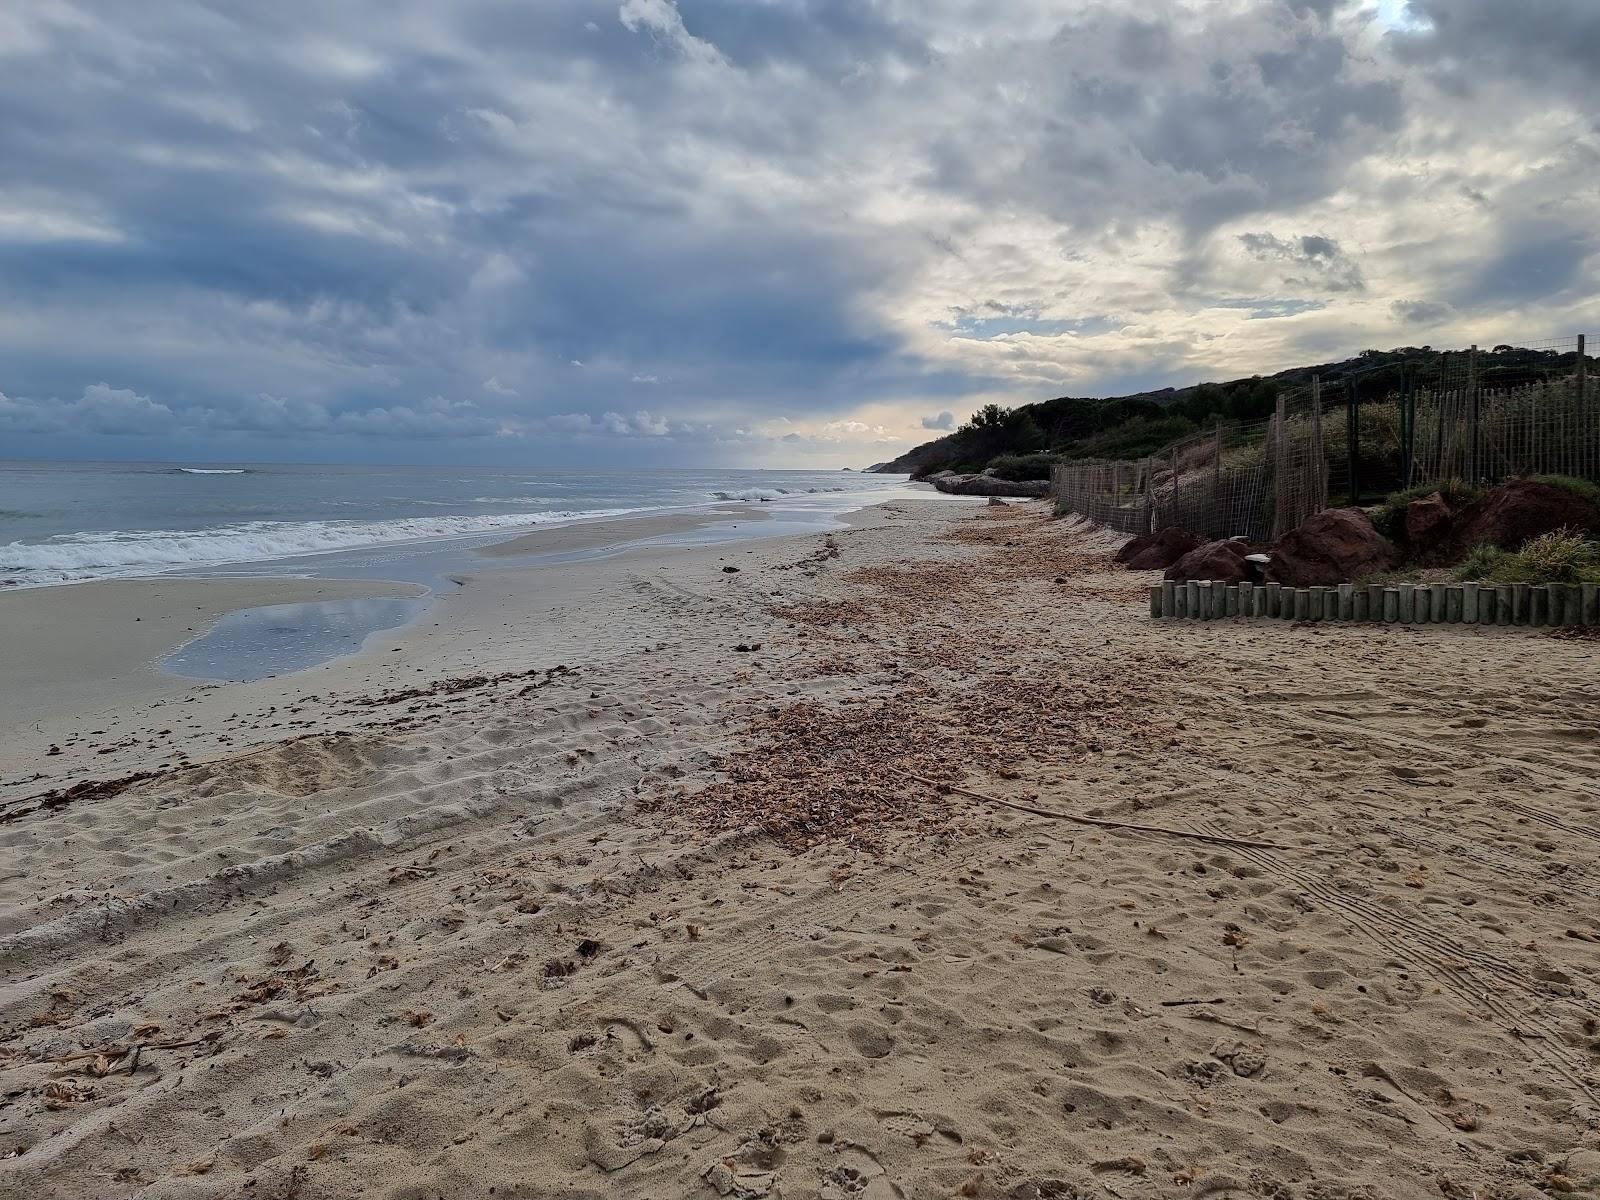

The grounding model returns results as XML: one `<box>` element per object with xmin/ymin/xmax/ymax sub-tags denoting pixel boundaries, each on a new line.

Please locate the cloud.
<box><xmin>1390</xmin><ymin>299</ymin><xmax>1454</xmax><ymax>325</ymax></box>
<box><xmin>921</xmin><ymin>411</ymin><xmax>955</xmax><ymax>430</ymax></box>
<box><xmin>618</xmin><ymin>0</ymin><xmax>727</xmax><ymax>67</ymax></box>
<box><xmin>0</xmin><ymin>384</ymin><xmax>175</xmax><ymax>435</ymax></box>
<box><xmin>1237</xmin><ymin>233</ymin><xmax>1366</xmax><ymax>293</ymax></box>
<box><xmin>0</xmin><ymin>1</ymin><xmax>1595</xmax><ymax>466</ymax></box>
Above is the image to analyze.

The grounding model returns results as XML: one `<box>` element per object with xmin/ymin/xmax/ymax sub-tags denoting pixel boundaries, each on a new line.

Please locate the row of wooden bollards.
<box><xmin>1150</xmin><ymin>579</ymin><xmax>1600</xmax><ymax>626</ymax></box>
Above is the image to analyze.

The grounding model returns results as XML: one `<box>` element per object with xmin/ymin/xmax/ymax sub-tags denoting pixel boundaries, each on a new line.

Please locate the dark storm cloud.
<box><xmin>1391</xmin><ymin>0</ymin><xmax>1600</xmax><ymax>92</ymax></box>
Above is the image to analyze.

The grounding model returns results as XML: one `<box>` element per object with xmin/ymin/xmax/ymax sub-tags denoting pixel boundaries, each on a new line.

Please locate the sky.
<box><xmin>1</xmin><ymin>0</ymin><xmax>1597</xmax><ymax>468</ymax></box>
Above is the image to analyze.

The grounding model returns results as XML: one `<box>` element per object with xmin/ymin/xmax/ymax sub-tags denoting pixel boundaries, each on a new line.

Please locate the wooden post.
<box><xmin>1170</xmin><ymin>446</ymin><xmax>1181</xmax><ymax>528</ymax></box>
<box><xmin>1401</xmin><ymin>361</ymin><xmax>1415</xmax><ymax>488</ymax></box>
<box><xmin>1433</xmin><ymin>352</ymin><xmax>1449</xmax><ymax>480</ymax></box>
<box><xmin>1310</xmin><ymin>376</ymin><xmax>1326</xmax><ymax>511</ymax></box>
<box><xmin>1212</xmin><ymin>426</ymin><xmax>1223</xmax><ymax>534</ymax></box>
<box><xmin>1552</xmin><ymin>584</ymin><xmax>1573</xmax><ymax>625</ymax></box>
<box><xmin>1344</xmin><ymin>377</ymin><xmax>1358</xmax><ymax>504</ymax></box>
<box><xmin>1466</xmin><ymin>344</ymin><xmax>1480</xmax><ymax>482</ymax></box>
<box><xmin>1477</xmin><ymin>585</ymin><xmax>1496</xmax><ymax>626</ymax></box>
<box><xmin>1578</xmin><ymin>335</ymin><xmax>1588</xmax><ymax>481</ymax></box>
<box><xmin>1143</xmin><ymin>457</ymin><xmax>1155</xmax><ymax>533</ymax></box>
<box><xmin>1272</xmin><ymin>395</ymin><xmax>1288</xmax><ymax>538</ymax></box>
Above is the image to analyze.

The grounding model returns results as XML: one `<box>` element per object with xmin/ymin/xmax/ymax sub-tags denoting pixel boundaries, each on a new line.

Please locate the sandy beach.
<box><xmin>3</xmin><ymin>497</ymin><xmax>1599</xmax><ymax>1199</ymax></box>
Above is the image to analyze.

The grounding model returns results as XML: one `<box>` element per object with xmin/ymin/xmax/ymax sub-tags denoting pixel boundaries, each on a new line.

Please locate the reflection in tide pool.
<box><xmin>164</xmin><ymin>595</ymin><xmax>429</xmax><ymax>682</ymax></box>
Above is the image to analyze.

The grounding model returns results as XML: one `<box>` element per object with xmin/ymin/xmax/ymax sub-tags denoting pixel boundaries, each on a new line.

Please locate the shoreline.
<box><xmin>474</xmin><ymin>503</ymin><xmax>769</xmax><ymax>558</ymax></box>
<box><xmin>0</xmin><ymin>497</ymin><xmax>918</xmax><ymax>798</ymax></box>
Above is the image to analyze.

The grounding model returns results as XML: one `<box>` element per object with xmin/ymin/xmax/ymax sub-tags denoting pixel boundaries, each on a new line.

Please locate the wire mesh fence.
<box><xmin>1051</xmin><ymin>389</ymin><xmax>1330</xmax><ymax>541</ymax></box>
<box><xmin>1052</xmin><ymin>334</ymin><xmax>1596</xmax><ymax>540</ymax></box>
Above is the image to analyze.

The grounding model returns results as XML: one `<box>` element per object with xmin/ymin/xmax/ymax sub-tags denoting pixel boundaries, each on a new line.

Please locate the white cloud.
<box><xmin>0</xmin><ymin>384</ymin><xmax>174</xmax><ymax>434</ymax></box>
<box><xmin>618</xmin><ymin>0</ymin><xmax>726</xmax><ymax>67</ymax></box>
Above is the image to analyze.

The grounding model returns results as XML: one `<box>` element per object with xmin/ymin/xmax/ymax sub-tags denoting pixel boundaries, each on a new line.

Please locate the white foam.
<box><xmin>709</xmin><ymin>486</ymin><xmax>850</xmax><ymax>501</ymax></box>
<box><xmin>173</xmin><ymin>468</ymin><xmax>248</xmax><ymax>474</ymax></box>
<box><xmin>0</xmin><ymin>508</ymin><xmax>647</xmax><ymax>586</ymax></box>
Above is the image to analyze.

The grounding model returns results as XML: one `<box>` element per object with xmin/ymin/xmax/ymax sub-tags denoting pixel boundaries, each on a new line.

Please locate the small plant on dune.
<box><xmin>1510</xmin><ymin>528</ymin><xmax>1600</xmax><ymax>583</ymax></box>
<box><xmin>1451</xmin><ymin>542</ymin><xmax>1508</xmax><ymax>582</ymax></box>
<box><xmin>1455</xmin><ymin>528</ymin><xmax>1600</xmax><ymax>584</ymax></box>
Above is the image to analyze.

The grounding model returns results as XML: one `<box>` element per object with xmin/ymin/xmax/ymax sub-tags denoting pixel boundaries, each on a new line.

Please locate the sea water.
<box><xmin>0</xmin><ymin>461</ymin><xmax>913</xmax><ymax>679</ymax></box>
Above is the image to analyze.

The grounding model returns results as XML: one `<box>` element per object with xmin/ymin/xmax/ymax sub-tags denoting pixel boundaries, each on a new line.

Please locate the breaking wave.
<box><xmin>709</xmin><ymin>486</ymin><xmax>847</xmax><ymax>501</ymax></box>
<box><xmin>0</xmin><ymin>508</ymin><xmax>646</xmax><ymax>586</ymax></box>
<box><xmin>172</xmin><ymin>468</ymin><xmax>249</xmax><ymax>475</ymax></box>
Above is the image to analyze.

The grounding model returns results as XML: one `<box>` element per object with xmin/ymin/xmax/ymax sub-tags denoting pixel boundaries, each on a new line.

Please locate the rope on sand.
<box><xmin>890</xmin><ymin>769</ymin><xmax>1314</xmax><ymax>852</ymax></box>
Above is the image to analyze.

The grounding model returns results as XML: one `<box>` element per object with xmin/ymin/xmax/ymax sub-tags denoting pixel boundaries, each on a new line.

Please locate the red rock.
<box><xmin>1266</xmin><ymin>508</ymin><xmax>1395</xmax><ymax>586</ymax></box>
<box><xmin>1403</xmin><ymin>492</ymin><xmax>1454</xmax><ymax>546</ymax></box>
<box><xmin>1164</xmin><ymin>539</ymin><xmax>1252</xmax><ymax>584</ymax></box>
<box><xmin>1118</xmin><ymin>527</ymin><xmax>1205</xmax><ymax>570</ymax></box>
<box><xmin>1448</xmin><ymin>479</ymin><xmax>1599</xmax><ymax>555</ymax></box>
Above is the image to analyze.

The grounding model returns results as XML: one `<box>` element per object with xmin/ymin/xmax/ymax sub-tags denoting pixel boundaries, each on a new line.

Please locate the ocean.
<box><xmin>0</xmin><ymin>461</ymin><xmax>912</xmax><ymax>590</ymax></box>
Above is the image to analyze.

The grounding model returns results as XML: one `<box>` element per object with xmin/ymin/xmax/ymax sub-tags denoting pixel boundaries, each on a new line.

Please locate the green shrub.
<box><xmin>1512</xmin><ymin>528</ymin><xmax>1600</xmax><ymax>583</ymax></box>
<box><xmin>1454</xmin><ymin>528</ymin><xmax>1600</xmax><ymax>584</ymax></box>
<box><xmin>1451</xmin><ymin>542</ymin><xmax>1508</xmax><ymax>582</ymax></box>
<box><xmin>1529</xmin><ymin>474</ymin><xmax>1600</xmax><ymax>508</ymax></box>
<box><xmin>1062</xmin><ymin>414</ymin><xmax>1197</xmax><ymax>461</ymax></box>
<box><xmin>988</xmin><ymin>452</ymin><xmax>1063</xmax><ymax>481</ymax></box>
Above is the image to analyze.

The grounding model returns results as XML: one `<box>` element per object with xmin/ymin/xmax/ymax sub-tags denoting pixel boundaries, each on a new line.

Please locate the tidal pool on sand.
<box><xmin>164</xmin><ymin>595</ymin><xmax>430</xmax><ymax>682</ymax></box>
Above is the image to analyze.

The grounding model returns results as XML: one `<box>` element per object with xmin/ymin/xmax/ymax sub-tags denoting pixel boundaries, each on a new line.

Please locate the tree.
<box><xmin>962</xmin><ymin>403</ymin><xmax>1009</xmax><ymax>431</ymax></box>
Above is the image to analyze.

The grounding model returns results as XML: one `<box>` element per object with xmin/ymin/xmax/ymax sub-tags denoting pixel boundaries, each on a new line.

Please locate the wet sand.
<box><xmin>476</xmin><ymin>504</ymin><xmax>769</xmax><ymax>558</ymax></box>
